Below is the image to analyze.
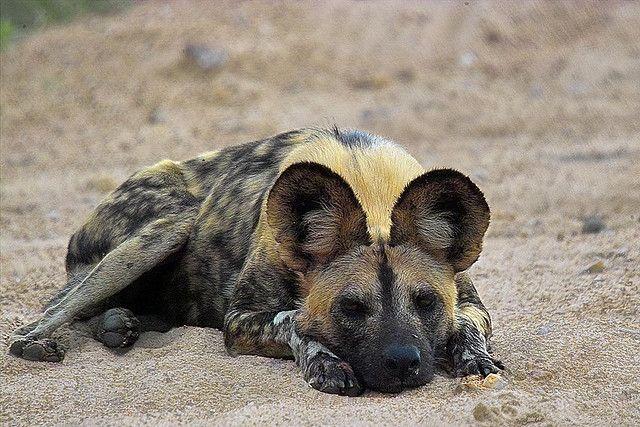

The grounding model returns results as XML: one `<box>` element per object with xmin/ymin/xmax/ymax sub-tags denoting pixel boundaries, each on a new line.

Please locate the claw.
<box><xmin>454</xmin><ymin>355</ymin><xmax>503</xmax><ymax>378</ymax></box>
<box><xmin>304</xmin><ymin>353</ymin><xmax>363</xmax><ymax>396</ymax></box>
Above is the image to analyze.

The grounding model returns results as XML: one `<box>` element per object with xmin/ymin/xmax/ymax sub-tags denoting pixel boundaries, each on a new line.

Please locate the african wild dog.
<box><xmin>9</xmin><ymin>128</ymin><xmax>502</xmax><ymax>395</ymax></box>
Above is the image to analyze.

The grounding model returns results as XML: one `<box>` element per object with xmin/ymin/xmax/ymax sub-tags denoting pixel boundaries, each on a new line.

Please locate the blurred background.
<box><xmin>1</xmin><ymin>1</ymin><xmax>638</xmax><ymax>239</ymax></box>
<box><xmin>1</xmin><ymin>1</ymin><xmax>639</xmax><ymax>425</ymax></box>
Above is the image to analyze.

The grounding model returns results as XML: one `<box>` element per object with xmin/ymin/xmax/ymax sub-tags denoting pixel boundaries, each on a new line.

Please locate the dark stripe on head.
<box><xmin>377</xmin><ymin>246</ymin><xmax>396</xmax><ymax>308</ymax></box>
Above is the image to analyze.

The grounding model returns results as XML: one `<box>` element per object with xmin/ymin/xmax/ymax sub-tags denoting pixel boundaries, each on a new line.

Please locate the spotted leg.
<box><xmin>449</xmin><ymin>272</ymin><xmax>504</xmax><ymax>377</ymax></box>
<box><xmin>224</xmin><ymin>309</ymin><xmax>363</xmax><ymax>396</ymax></box>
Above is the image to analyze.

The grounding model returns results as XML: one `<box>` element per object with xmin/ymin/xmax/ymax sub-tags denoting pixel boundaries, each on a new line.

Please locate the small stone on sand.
<box><xmin>537</xmin><ymin>324</ymin><xmax>552</xmax><ymax>335</ymax></box>
<box><xmin>584</xmin><ymin>260</ymin><xmax>605</xmax><ymax>274</ymax></box>
<box><xmin>482</xmin><ymin>373</ymin><xmax>508</xmax><ymax>390</ymax></box>
<box><xmin>148</xmin><ymin>107</ymin><xmax>167</xmax><ymax>124</ymax></box>
<box><xmin>183</xmin><ymin>43</ymin><xmax>228</xmax><ymax>71</ymax></box>
<box><xmin>582</xmin><ymin>215</ymin><xmax>605</xmax><ymax>234</ymax></box>
<box><xmin>457</xmin><ymin>373</ymin><xmax>507</xmax><ymax>392</ymax></box>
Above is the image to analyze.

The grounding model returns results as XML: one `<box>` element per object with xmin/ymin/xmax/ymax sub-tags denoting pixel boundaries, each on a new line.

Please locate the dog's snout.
<box><xmin>383</xmin><ymin>345</ymin><xmax>421</xmax><ymax>378</ymax></box>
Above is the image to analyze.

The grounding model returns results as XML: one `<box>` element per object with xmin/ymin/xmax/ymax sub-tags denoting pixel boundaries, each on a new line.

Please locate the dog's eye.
<box><xmin>414</xmin><ymin>293</ymin><xmax>436</xmax><ymax>310</ymax></box>
<box><xmin>340</xmin><ymin>298</ymin><xmax>369</xmax><ymax>317</ymax></box>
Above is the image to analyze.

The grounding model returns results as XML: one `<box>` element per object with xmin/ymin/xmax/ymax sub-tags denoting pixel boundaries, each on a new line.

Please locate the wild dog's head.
<box><xmin>267</xmin><ymin>162</ymin><xmax>489</xmax><ymax>393</ymax></box>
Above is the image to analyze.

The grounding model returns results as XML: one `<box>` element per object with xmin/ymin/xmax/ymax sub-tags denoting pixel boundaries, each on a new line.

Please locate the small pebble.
<box><xmin>582</xmin><ymin>215</ymin><xmax>605</xmax><ymax>234</ymax></box>
<box><xmin>350</xmin><ymin>75</ymin><xmax>391</xmax><ymax>90</ymax></box>
<box><xmin>148</xmin><ymin>107</ymin><xmax>167</xmax><ymax>124</ymax></box>
<box><xmin>473</xmin><ymin>403</ymin><xmax>491</xmax><ymax>421</ymax></box>
<box><xmin>517</xmin><ymin>411</ymin><xmax>545</xmax><ymax>424</ymax></box>
<box><xmin>456</xmin><ymin>373</ymin><xmax>507</xmax><ymax>392</ymax></box>
<box><xmin>395</xmin><ymin>68</ymin><xmax>415</xmax><ymax>83</ymax></box>
<box><xmin>46</xmin><ymin>210</ymin><xmax>60</xmax><ymax>221</ymax></box>
<box><xmin>482</xmin><ymin>373</ymin><xmax>508</xmax><ymax>390</ymax></box>
<box><xmin>183</xmin><ymin>43</ymin><xmax>228</xmax><ymax>72</ymax></box>
<box><xmin>459</xmin><ymin>51</ymin><xmax>477</xmax><ymax>67</ymax></box>
<box><xmin>584</xmin><ymin>260</ymin><xmax>605</xmax><ymax>274</ymax></box>
<box><xmin>537</xmin><ymin>324</ymin><xmax>552</xmax><ymax>336</ymax></box>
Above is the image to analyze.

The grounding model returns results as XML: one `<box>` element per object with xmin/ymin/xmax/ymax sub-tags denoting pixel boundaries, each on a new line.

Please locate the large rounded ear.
<box><xmin>267</xmin><ymin>162</ymin><xmax>371</xmax><ymax>273</ymax></box>
<box><xmin>390</xmin><ymin>169</ymin><xmax>490</xmax><ymax>272</ymax></box>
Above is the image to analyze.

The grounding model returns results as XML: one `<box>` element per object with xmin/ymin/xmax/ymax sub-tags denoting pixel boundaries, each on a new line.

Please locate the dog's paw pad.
<box><xmin>304</xmin><ymin>353</ymin><xmax>363</xmax><ymax>396</ymax></box>
<box><xmin>9</xmin><ymin>338</ymin><xmax>65</xmax><ymax>362</ymax></box>
<box><xmin>98</xmin><ymin>308</ymin><xmax>140</xmax><ymax>348</ymax></box>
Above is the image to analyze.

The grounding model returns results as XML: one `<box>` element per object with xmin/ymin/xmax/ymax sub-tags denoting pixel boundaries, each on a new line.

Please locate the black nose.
<box><xmin>383</xmin><ymin>345</ymin><xmax>421</xmax><ymax>378</ymax></box>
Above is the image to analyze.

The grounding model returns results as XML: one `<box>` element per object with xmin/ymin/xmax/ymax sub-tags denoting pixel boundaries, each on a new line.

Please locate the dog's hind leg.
<box><xmin>448</xmin><ymin>272</ymin><xmax>504</xmax><ymax>377</ymax></box>
<box><xmin>9</xmin><ymin>214</ymin><xmax>194</xmax><ymax>362</ymax></box>
<box><xmin>8</xmin><ymin>265</ymin><xmax>96</xmax><ymax>362</ymax></box>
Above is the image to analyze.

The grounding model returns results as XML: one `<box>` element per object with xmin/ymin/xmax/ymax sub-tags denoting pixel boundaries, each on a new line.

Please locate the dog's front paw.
<box><xmin>449</xmin><ymin>321</ymin><xmax>504</xmax><ymax>378</ymax></box>
<box><xmin>304</xmin><ymin>352</ymin><xmax>363</xmax><ymax>396</ymax></box>
<box><xmin>453</xmin><ymin>354</ymin><xmax>504</xmax><ymax>377</ymax></box>
<box><xmin>9</xmin><ymin>337</ymin><xmax>65</xmax><ymax>362</ymax></box>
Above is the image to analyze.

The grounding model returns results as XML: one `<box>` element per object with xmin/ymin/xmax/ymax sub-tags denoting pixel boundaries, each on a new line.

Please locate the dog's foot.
<box><xmin>97</xmin><ymin>307</ymin><xmax>140</xmax><ymax>348</ymax></box>
<box><xmin>9</xmin><ymin>337</ymin><xmax>65</xmax><ymax>362</ymax></box>
<box><xmin>304</xmin><ymin>352</ymin><xmax>363</xmax><ymax>396</ymax></box>
<box><xmin>449</xmin><ymin>320</ymin><xmax>504</xmax><ymax>378</ymax></box>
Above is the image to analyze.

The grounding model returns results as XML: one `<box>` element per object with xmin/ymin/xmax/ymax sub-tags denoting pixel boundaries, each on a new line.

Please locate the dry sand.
<box><xmin>1</xmin><ymin>1</ymin><xmax>639</xmax><ymax>425</ymax></box>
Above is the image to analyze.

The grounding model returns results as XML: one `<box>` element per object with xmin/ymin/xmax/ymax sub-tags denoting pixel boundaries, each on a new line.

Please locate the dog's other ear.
<box><xmin>267</xmin><ymin>162</ymin><xmax>371</xmax><ymax>273</ymax></box>
<box><xmin>390</xmin><ymin>169</ymin><xmax>490</xmax><ymax>272</ymax></box>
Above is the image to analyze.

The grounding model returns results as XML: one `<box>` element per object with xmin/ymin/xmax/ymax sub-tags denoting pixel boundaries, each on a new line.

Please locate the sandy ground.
<box><xmin>1</xmin><ymin>1</ymin><xmax>639</xmax><ymax>425</ymax></box>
